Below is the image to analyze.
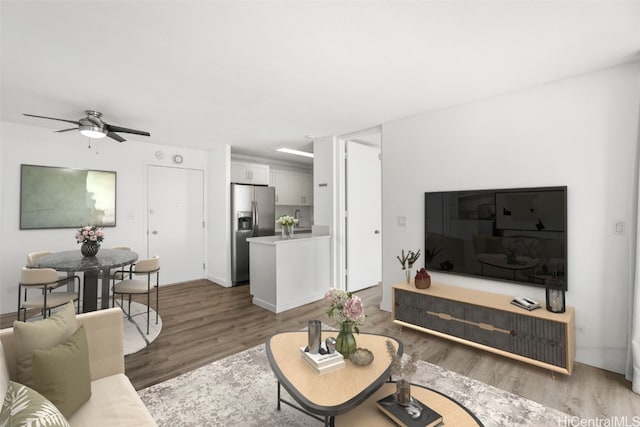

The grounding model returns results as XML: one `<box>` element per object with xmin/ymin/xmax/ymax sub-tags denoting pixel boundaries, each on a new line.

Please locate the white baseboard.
<box><xmin>207</xmin><ymin>274</ymin><xmax>232</xmax><ymax>287</ymax></box>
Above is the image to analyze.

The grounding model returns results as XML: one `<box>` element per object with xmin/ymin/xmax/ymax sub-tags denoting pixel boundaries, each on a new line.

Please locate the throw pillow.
<box><xmin>0</xmin><ymin>380</ymin><xmax>70</xmax><ymax>427</ymax></box>
<box><xmin>13</xmin><ymin>301</ymin><xmax>77</xmax><ymax>387</ymax></box>
<box><xmin>32</xmin><ymin>325</ymin><xmax>91</xmax><ymax>419</ymax></box>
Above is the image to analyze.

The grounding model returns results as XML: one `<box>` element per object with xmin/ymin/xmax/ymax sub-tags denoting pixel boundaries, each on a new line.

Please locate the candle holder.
<box><xmin>545</xmin><ymin>273</ymin><xmax>566</xmax><ymax>313</ymax></box>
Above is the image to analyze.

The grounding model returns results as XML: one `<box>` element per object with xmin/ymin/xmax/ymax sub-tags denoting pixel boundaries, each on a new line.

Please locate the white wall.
<box><xmin>0</xmin><ymin>122</ymin><xmax>229</xmax><ymax>312</ymax></box>
<box><xmin>0</xmin><ymin>124</ymin><xmax>4</xmax><ymax>263</ymax></box>
<box><xmin>207</xmin><ymin>144</ymin><xmax>231</xmax><ymax>286</ymax></box>
<box><xmin>381</xmin><ymin>62</ymin><xmax>640</xmax><ymax>374</ymax></box>
<box><xmin>314</xmin><ymin>136</ymin><xmax>342</xmax><ymax>289</ymax></box>
<box><xmin>313</xmin><ymin>138</ymin><xmax>334</xmax><ymax>228</ymax></box>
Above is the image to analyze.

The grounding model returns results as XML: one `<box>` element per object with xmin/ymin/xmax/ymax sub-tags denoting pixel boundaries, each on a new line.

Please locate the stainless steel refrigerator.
<box><xmin>231</xmin><ymin>183</ymin><xmax>275</xmax><ymax>284</ymax></box>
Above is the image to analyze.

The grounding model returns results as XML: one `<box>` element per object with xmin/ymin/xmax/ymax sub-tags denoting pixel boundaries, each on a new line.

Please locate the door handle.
<box><xmin>374</xmin><ymin>230</ymin><xmax>380</xmax><ymax>234</ymax></box>
<box><xmin>152</xmin><ymin>230</ymin><xmax>158</xmax><ymax>235</ymax></box>
<box><xmin>251</xmin><ymin>201</ymin><xmax>259</xmax><ymax>236</ymax></box>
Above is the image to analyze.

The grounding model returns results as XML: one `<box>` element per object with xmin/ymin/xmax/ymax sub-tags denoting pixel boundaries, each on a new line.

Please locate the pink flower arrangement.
<box><xmin>75</xmin><ymin>225</ymin><xmax>105</xmax><ymax>245</ymax></box>
<box><xmin>325</xmin><ymin>288</ymin><xmax>365</xmax><ymax>332</ymax></box>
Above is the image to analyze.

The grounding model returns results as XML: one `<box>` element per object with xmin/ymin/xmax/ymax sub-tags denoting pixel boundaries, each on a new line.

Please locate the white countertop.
<box><xmin>246</xmin><ymin>234</ymin><xmax>330</xmax><ymax>245</ymax></box>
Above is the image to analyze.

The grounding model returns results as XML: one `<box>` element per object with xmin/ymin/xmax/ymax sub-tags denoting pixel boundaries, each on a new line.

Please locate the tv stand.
<box><xmin>392</xmin><ymin>282</ymin><xmax>575</xmax><ymax>375</ymax></box>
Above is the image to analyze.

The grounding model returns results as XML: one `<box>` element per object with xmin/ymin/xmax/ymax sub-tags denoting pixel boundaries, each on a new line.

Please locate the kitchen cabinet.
<box><xmin>290</xmin><ymin>171</ymin><xmax>313</xmax><ymax>206</ymax></box>
<box><xmin>270</xmin><ymin>169</ymin><xmax>291</xmax><ymax>205</ymax></box>
<box><xmin>270</xmin><ymin>169</ymin><xmax>313</xmax><ymax>206</ymax></box>
<box><xmin>231</xmin><ymin>161</ymin><xmax>270</xmax><ymax>185</ymax></box>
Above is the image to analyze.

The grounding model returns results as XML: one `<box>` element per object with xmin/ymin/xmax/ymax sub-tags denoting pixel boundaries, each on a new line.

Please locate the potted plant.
<box><xmin>397</xmin><ymin>249</ymin><xmax>421</xmax><ymax>283</ymax></box>
<box><xmin>75</xmin><ymin>225</ymin><xmax>104</xmax><ymax>257</ymax></box>
<box><xmin>385</xmin><ymin>340</ymin><xmax>420</xmax><ymax>406</ymax></box>
<box><xmin>325</xmin><ymin>288</ymin><xmax>365</xmax><ymax>359</ymax></box>
<box><xmin>276</xmin><ymin>214</ymin><xmax>298</xmax><ymax>238</ymax></box>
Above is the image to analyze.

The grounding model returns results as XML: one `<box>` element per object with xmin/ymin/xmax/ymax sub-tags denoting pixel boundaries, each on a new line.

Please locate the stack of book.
<box><xmin>510</xmin><ymin>297</ymin><xmax>540</xmax><ymax>311</ymax></box>
<box><xmin>299</xmin><ymin>347</ymin><xmax>345</xmax><ymax>375</ymax></box>
<box><xmin>376</xmin><ymin>393</ymin><xmax>443</xmax><ymax>427</ymax></box>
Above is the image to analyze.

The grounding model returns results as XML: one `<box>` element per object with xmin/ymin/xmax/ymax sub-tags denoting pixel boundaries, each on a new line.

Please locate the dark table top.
<box><xmin>34</xmin><ymin>248</ymin><xmax>138</xmax><ymax>272</ymax></box>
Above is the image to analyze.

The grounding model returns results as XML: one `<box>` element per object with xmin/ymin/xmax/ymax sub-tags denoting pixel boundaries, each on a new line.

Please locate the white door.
<box><xmin>148</xmin><ymin>165</ymin><xmax>205</xmax><ymax>286</ymax></box>
<box><xmin>346</xmin><ymin>141</ymin><xmax>382</xmax><ymax>292</ymax></box>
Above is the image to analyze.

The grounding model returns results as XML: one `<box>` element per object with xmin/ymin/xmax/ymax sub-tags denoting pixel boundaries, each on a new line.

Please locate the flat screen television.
<box><xmin>424</xmin><ymin>186</ymin><xmax>567</xmax><ymax>290</ymax></box>
<box><xmin>20</xmin><ymin>164</ymin><xmax>117</xmax><ymax>229</ymax></box>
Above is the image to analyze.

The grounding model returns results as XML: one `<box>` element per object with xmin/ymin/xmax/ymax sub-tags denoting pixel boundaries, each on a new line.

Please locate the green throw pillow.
<box><xmin>0</xmin><ymin>380</ymin><xmax>70</xmax><ymax>427</ymax></box>
<box><xmin>32</xmin><ymin>325</ymin><xmax>92</xmax><ymax>419</ymax></box>
<box><xmin>13</xmin><ymin>301</ymin><xmax>77</xmax><ymax>387</ymax></box>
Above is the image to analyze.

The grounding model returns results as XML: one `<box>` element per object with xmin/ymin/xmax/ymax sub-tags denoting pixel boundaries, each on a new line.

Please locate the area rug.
<box><xmin>138</xmin><ymin>343</ymin><xmax>570</xmax><ymax>426</ymax></box>
<box><xmin>114</xmin><ymin>300</ymin><xmax>162</xmax><ymax>356</ymax></box>
<box><xmin>27</xmin><ymin>300</ymin><xmax>161</xmax><ymax>356</ymax></box>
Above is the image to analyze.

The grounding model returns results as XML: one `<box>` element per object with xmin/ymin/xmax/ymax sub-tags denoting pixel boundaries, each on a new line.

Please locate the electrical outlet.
<box><xmin>397</xmin><ymin>216</ymin><xmax>407</xmax><ymax>227</ymax></box>
<box><xmin>576</xmin><ymin>326</ymin><xmax>584</xmax><ymax>334</ymax></box>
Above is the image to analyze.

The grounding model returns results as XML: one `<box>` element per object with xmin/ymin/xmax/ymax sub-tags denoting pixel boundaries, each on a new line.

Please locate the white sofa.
<box><xmin>0</xmin><ymin>308</ymin><xmax>157</xmax><ymax>426</ymax></box>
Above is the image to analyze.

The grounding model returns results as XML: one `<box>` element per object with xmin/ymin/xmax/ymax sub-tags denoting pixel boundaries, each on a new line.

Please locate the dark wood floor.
<box><xmin>3</xmin><ymin>280</ymin><xmax>639</xmax><ymax>418</ymax></box>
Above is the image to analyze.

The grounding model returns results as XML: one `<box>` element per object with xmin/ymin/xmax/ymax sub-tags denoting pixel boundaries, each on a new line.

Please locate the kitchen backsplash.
<box><xmin>275</xmin><ymin>206</ymin><xmax>313</xmax><ymax>229</ymax></box>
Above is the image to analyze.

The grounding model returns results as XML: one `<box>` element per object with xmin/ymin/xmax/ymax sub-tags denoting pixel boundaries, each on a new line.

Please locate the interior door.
<box><xmin>346</xmin><ymin>141</ymin><xmax>382</xmax><ymax>292</ymax></box>
<box><xmin>148</xmin><ymin>165</ymin><xmax>205</xmax><ymax>286</ymax></box>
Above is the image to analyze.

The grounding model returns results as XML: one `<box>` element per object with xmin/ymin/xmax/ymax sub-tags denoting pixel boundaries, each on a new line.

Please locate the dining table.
<box><xmin>34</xmin><ymin>248</ymin><xmax>139</xmax><ymax>312</ymax></box>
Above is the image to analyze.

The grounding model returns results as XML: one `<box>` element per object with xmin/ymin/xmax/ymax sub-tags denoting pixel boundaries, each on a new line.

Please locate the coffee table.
<box><xmin>334</xmin><ymin>382</ymin><xmax>484</xmax><ymax>426</ymax></box>
<box><xmin>266</xmin><ymin>331</ymin><xmax>403</xmax><ymax>427</ymax></box>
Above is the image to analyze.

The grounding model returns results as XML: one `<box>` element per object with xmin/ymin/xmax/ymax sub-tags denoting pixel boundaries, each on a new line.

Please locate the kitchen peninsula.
<box><xmin>247</xmin><ymin>233</ymin><xmax>330</xmax><ymax>313</ymax></box>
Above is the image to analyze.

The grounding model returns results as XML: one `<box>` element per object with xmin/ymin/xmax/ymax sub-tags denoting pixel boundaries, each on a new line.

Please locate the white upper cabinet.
<box><xmin>271</xmin><ymin>169</ymin><xmax>313</xmax><ymax>206</ymax></box>
<box><xmin>231</xmin><ymin>161</ymin><xmax>270</xmax><ymax>185</ymax></box>
<box><xmin>270</xmin><ymin>169</ymin><xmax>291</xmax><ymax>205</ymax></box>
<box><xmin>290</xmin><ymin>171</ymin><xmax>313</xmax><ymax>206</ymax></box>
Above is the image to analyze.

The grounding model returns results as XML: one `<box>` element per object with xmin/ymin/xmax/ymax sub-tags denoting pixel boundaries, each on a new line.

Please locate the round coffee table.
<box><xmin>334</xmin><ymin>382</ymin><xmax>483</xmax><ymax>426</ymax></box>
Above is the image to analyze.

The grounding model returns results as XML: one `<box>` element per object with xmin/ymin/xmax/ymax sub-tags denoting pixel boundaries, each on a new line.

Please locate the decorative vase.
<box><xmin>396</xmin><ymin>379</ymin><xmax>411</xmax><ymax>406</ymax></box>
<box><xmin>415</xmin><ymin>277</ymin><xmax>431</xmax><ymax>289</ymax></box>
<box><xmin>81</xmin><ymin>242</ymin><xmax>99</xmax><ymax>257</ymax></box>
<box><xmin>281</xmin><ymin>224</ymin><xmax>293</xmax><ymax>239</ymax></box>
<box><xmin>307</xmin><ymin>320</ymin><xmax>322</xmax><ymax>354</ymax></box>
<box><xmin>335</xmin><ymin>322</ymin><xmax>357</xmax><ymax>359</ymax></box>
<box><xmin>404</xmin><ymin>268</ymin><xmax>412</xmax><ymax>284</ymax></box>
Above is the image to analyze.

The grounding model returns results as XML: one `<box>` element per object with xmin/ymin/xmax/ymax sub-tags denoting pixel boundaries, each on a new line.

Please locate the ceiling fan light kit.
<box><xmin>79</xmin><ymin>125</ymin><xmax>107</xmax><ymax>139</ymax></box>
<box><xmin>23</xmin><ymin>109</ymin><xmax>150</xmax><ymax>142</ymax></box>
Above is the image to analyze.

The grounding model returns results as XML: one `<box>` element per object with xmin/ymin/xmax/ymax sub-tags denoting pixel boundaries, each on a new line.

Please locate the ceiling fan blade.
<box><xmin>107</xmin><ymin>132</ymin><xmax>126</xmax><ymax>143</ymax></box>
<box><xmin>104</xmin><ymin>124</ymin><xmax>150</xmax><ymax>137</ymax></box>
<box><xmin>23</xmin><ymin>113</ymin><xmax>80</xmax><ymax>126</ymax></box>
<box><xmin>55</xmin><ymin>127</ymin><xmax>79</xmax><ymax>133</ymax></box>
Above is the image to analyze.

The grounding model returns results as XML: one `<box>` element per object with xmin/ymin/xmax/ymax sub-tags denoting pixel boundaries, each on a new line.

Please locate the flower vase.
<box><xmin>335</xmin><ymin>322</ymin><xmax>357</xmax><ymax>359</ymax></box>
<box><xmin>396</xmin><ymin>379</ymin><xmax>411</xmax><ymax>406</ymax></box>
<box><xmin>281</xmin><ymin>224</ymin><xmax>293</xmax><ymax>239</ymax></box>
<box><xmin>81</xmin><ymin>242</ymin><xmax>99</xmax><ymax>257</ymax></box>
<box><xmin>405</xmin><ymin>268</ymin><xmax>412</xmax><ymax>284</ymax></box>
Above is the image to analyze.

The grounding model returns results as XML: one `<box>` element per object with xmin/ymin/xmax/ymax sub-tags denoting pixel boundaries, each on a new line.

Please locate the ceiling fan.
<box><xmin>23</xmin><ymin>110</ymin><xmax>151</xmax><ymax>142</ymax></box>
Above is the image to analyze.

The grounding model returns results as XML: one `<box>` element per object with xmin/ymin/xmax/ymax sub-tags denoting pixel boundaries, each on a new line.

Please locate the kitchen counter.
<box><xmin>247</xmin><ymin>233</ymin><xmax>330</xmax><ymax>313</ymax></box>
<box><xmin>274</xmin><ymin>226</ymin><xmax>313</xmax><ymax>234</ymax></box>
<box><xmin>246</xmin><ymin>233</ymin><xmax>328</xmax><ymax>245</ymax></box>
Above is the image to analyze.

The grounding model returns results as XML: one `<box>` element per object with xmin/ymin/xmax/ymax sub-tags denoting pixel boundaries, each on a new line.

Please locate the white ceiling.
<box><xmin>2</xmin><ymin>1</ymin><xmax>639</xmax><ymax>165</ymax></box>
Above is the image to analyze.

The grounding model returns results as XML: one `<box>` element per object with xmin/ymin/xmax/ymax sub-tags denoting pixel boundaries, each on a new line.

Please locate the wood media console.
<box><xmin>392</xmin><ymin>282</ymin><xmax>575</xmax><ymax>375</ymax></box>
